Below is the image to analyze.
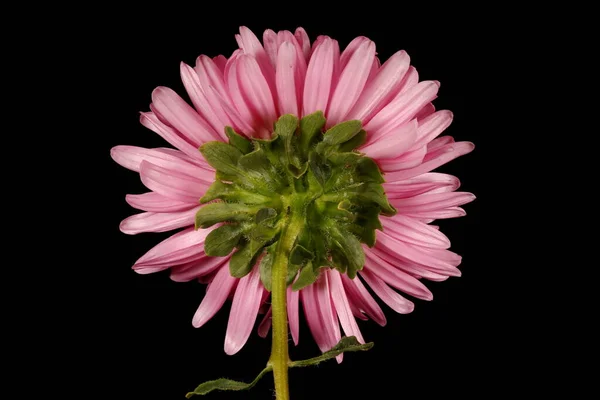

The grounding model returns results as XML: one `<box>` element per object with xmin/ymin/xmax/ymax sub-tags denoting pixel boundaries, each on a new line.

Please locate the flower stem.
<box><xmin>269</xmin><ymin>202</ymin><xmax>304</xmax><ymax>400</ymax></box>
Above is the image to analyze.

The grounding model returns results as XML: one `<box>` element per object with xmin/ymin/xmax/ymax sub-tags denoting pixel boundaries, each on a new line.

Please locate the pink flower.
<box><xmin>111</xmin><ymin>26</ymin><xmax>474</xmax><ymax>361</ymax></box>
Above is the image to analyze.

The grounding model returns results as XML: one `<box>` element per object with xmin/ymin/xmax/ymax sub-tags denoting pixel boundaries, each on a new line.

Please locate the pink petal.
<box><xmin>303</xmin><ymin>37</ymin><xmax>336</xmax><ymax>115</ymax></box>
<box><xmin>139</xmin><ymin>112</ymin><xmax>208</xmax><ymax>164</ymax></box>
<box><xmin>375</xmin><ymin>231</ymin><xmax>462</xmax><ymax>274</ymax></box>
<box><xmin>151</xmin><ymin>86</ymin><xmax>220</xmax><ymax>145</ymax></box>
<box><xmin>368</xmin><ymin>245</ymin><xmax>459</xmax><ymax>280</ymax></box>
<box><xmin>237</xmin><ymin>26</ymin><xmax>277</xmax><ymax>98</ymax></box>
<box><xmin>180</xmin><ymin>62</ymin><xmax>228</xmax><ymax>137</ymax></box>
<box><xmin>327</xmin><ymin>39</ymin><xmax>376</xmax><ymax>126</ymax></box>
<box><xmin>262</xmin><ymin>29</ymin><xmax>278</xmax><ymax>67</ymax></box>
<box><xmin>366</xmin><ymin>56</ymin><xmax>380</xmax><ymax>84</ymax></box>
<box><xmin>237</xmin><ymin>55</ymin><xmax>278</xmax><ymax>131</ymax></box>
<box><xmin>302</xmin><ymin>274</ymin><xmax>343</xmax><ymax>362</ymax></box>
<box><xmin>133</xmin><ymin>226</ymin><xmax>212</xmax><ymax>273</ymax></box>
<box><xmin>364</xmin><ymin>248</ymin><xmax>433</xmax><ymax>300</ymax></box>
<box><xmin>384</xmin><ymin>173</ymin><xmax>460</xmax><ymax>199</ymax></box>
<box><xmin>361</xmin><ymin>120</ymin><xmax>417</xmax><ymax>160</ymax></box>
<box><xmin>212</xmin><ymin>55</ymin><xmax>227</xmax><ymax>73</ymax></box>
<box><xmin>391</xmin><ymin>192</ymin><xmax>476</xmax><ymax>213</ymax></box>
<box><xmin>403</xmin><ymin>207</ymin><xmax>467</xmax><ymax>220</ymax></box>
<box><xmin>276</xmin><ymin>41</ymin><xmax>300</xmax><ymax>116</ymax></box>
<box><xmin>365</xmin><ymin>81</ymin><xmax>440</xmax><ymax>139</ymax></box>
<box><xmin>339</xmin><ymin>36</ymin><xmax>368</xmax><ymax>69</ymax></box>
<box><xmin>257</xmin><ymin>307</ymin><xmax>272</xmax><ymax>338</ymax></box>
<box><xmin>170</xmin><ymin>256</ymin><xmax>229</xmax><ymax>282</ymax></box>
<box><xmin>193</xmin><ymin>55</ymin><xmax>253</xmax><ymax>134</ymax></box>
<box><xmin>287</xmin><ymin>286</ymin><xmax>300</xmax><ymax>345</ymax></box>
<box><xmin>192</xmin><ymin>265</ymin><xmax>238</xmax><ymax>328</ymax></box>
<box><xmin>395</xmin><ymin>66</ymin><xmax>419</xmax><ymax>95</ymax></box>
<box><xmin>381</xmin><ymin>215</ymin><xmax>451</xmax><ymax>249</ymax></box>
<box><xmin>225</xmin><ymin>265</ymin><xmax>264</xmax><ymax>355</ymax></box>
<box><xmin>194</xmin><ymin>55</ymin><xmax>230</xmax><ymax>105</ymax></box>
<box><xmin>125</xmin><ymin>192</ymin><xmax>196</xmax><ymax>213</ymax></box>
<box><xmin>328</xmin><ymin>270</ymin><xmax>365</xmax><ymax>343</ymax></box>
<box><xmin>379</xmin><ymin>145</ymin><xmax>427</xmax><ymax>172</ymax></box>
<box><xmin>360</xmin><ymin>270</ymin><xmax>414</xmax><ymax>314</ymax></box>
<box><xmin>384</xmin><ymin>141</ymin><xmax>475</xmax><ymax>182</ymax></box>
<box><xmin>341</xmin><ymin>274</ymin><xmax>386</xmax><ymax>326</ymax></box>
<box><xmin>426</xmin><ymin>136</ymin><xmax>455</xmax><ymax>154</ymax></box>
<box><xmin>411</xmin><ymin>110</ymin><xmax>454</xmax><ymax>149</ymax></box>
<box><xmin>120</xmin><ymin>206</ymin><xmax>199</xmax><ymax>235</ymax></box>
<box><xmin>346</xmin><ymin>50</ymin><xmax>410</xmax><ymax>123</ymax></box>
<box><xmin>415</xmin><ymin>103</ymin><xmax>436</xmax><ymax>121</ymax></box>
<box><xmin>139</xmin><ymin>161</ymin><xmax>207</xmax><ymax>203</ymax></box>
<box><xmin>294</xmin><ymin>27</ymin><xmax>310</xmax><ymax>61</ymax></box>
<box><xmin>111</xmin><ymin>146</ymin><xmax>213</xmax><ymax>181</ymax></box>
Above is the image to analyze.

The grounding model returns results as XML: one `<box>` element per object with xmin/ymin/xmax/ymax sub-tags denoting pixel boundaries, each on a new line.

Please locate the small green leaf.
<box><xmin>199</xmin><ymin>141</ymin><xmax>243</xmax><ymax>176</ymax></box>
<box><xmin>186</xmin><ymin>366</ymin><xmax>272</xmax><ymax>397</ymax></box>
<box><xmin>308</xmin><ymin>151</ymin><xmax>331</xmax><ymax>188</ymax></box>
<box><xmin>357</xmin><ymin>157</ymin><xmax>385</xmax><ymax>184</ymax></box>
<box><xmin>200</xmin><ymin>181</ymin><xmax>270</xmax><ymax>204</ymax></box>
<box><xmin>299</xmin><ymin>111</ymin><xmax>326</xmax><ymax>155</ymax></box>
<box><xmin>327</xmin><ymin>225</ymin><xmax>365</xmax><ymax>279</ymax></box>
<box><xmin>229</xmin><ymin>241</ymin><xmax>260</xmax><ymax>278</ymax></box>
<box><xmin>289</xmin><ymin>336</ymin><xmax>373</xmax><ymax>368</ymax></box>
<box><xmin>238</xmin><ymin>148</ymin><xmax>284</xmax><ymax>190</ymax></box>
<box><xmin>289</xmin><ymin>244</ymin><xmax>314</xmax><ymax>266</ymax></box>
<box><xmin>195</xmin><ymin>203</ymin><xmax>256</xmax><ymax>229</ymax></box>
<box><xmin>259</xmin><ymin>244</ymin><xmax>276</xmax><ymax>291</ymax></box>
<box><xmin>204</xmin><ymin>224</ymin><xmax>244</xmax><ymax>256</ymax></box>
<box><xmin>357</xmin><ymin>187</ymin><xmax>397</xmax><ymax>216</ymax></box>
<box><xmin>274</xmin><ymin>114</ymin><xmax>305</xmax><ymax>177</ymax></box>
<box><xmin>338</xmin><ymin>129</ymin><xmax>367</xmax><ymax>152</ymax></box>
<box><xmin>292</xmin><ymin>261</ymin><xmax>318</xmax><ymax>291</ymax></box>
<box><xmin>322</xmin><ymin>120</ymin><xmax>363</xmax><ymax>145</ymax></box>
<box><xmin>256</xmin><ymin>207</ymin><xmax>278</xmax><ymax>225</ymax></box>
<box><xmin>287</xmin><ymin>263</ymin><xmax>300</xmax><ymax>286</ymax></box>
<box><xmin>225</xmin><ymin>126</ymin><xmax>253</xmax><ymax>154</ymax></box>
<box><xmin>327</xmin><ymin>152</ymin><xmax>362</xmax><ymax>167</ymax></box>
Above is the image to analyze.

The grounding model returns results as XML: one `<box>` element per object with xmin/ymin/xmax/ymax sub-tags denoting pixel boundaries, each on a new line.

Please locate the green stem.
<box><xmin>269</xmin><ymin>203</ymin><xmax>304</xmax><ymax>400</ymax></box>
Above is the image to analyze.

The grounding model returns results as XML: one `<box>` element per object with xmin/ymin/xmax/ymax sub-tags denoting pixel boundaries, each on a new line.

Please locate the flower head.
<box><xmin>112</xmin><ymin>26</ymin><xmax>474</xmax><ymax>361</ymax></box>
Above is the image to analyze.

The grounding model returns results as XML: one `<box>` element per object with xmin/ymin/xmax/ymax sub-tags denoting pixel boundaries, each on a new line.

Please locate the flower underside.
<box><xmin>196</xmin><ymin>111</ymin><xmax>396</xmax><ymax>291</ymax></box>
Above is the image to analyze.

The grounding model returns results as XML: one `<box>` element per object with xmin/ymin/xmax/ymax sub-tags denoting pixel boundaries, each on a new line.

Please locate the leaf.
<box><xmin>357</xmin><ymin>157</ymin><xmax>385</xmax><ymax>184</ymax></box>
<box><xmin>199</xmin><ymin>141</ymin><xmax>243</xmax><ymax>176</ymax></box>
<box><xmin>259</xmin><ymin>244</ymin><xmax>276</xmax><ymax>291</ymax></box>
<box><xmin>288</xmin><ymin>336</ymin><xmax>373</xmax><ymax>368</ymax></box>
<box><xmin>185</xmin><ymin>366</ymin><xmax>272</xmax><ymax>397</ymax></box>
<box><xmin>322</xmin><ymin>120</ymin><xmax>363</xmax><ymax>145</ymax></box>
<box><xmin>357</xmin><ymin>187</ymin><xmax>397</xmax><ymax>216</ymax></box>
<box><xmin>225</xmin><ymin>126</ymin><xmax>253</xmax><ymax>154</ymax></box>
<box><xmin>308</xmin><ymin>151</ymin><xmax>331</xmax><ymax>188</ymax></box>
<box><xmin>204</xmin><ymin>224</ymin><xmax>244</xmax><ymax>256</ymax></box>
<box><xmin>292</xmin><ymin>261</ymin><xmax>318</xmax><ymax>291</ymax></box>
<box><xmin>298</xmin><ymin>111</ymin><xmax>326</xmax><ymax>155</ymax></box>
<box><xmin>238</xmin><ymin>148</ymin><xmax>284</xmax><ymax>190</ymax></box>
<box><xmin>327</xmin><ymin>225</ymin><xmax>365</xmax><ymax>279</ymax></box>
<box><xmin>195</xmin><ymin>203</ymin><xmax>256</xmax><ymax>229</ymax></box>
<box><xmin>274</xmin><ymin>114</ymin><xmax>305</xmax><ymax>177</ymax></box>
<box><xmin>289</xmin><ymin>244</ymin><xmax>314</xmax><ymax>266</ymax></box>
<box><xmin>338</xmin><ymin>129</ymin><xmax>367</xmax><ymax>152</ymax></box>
<box><xmin>200</xmin><ymin>181</ymin><xmax>270</xmax><ymax>205</ymax></box>
<box><xmin>229</xmin><ymin>240</ymin><xmax>260</xmax><ymax>278</ymax></box>
<box><xmin>255</xmin><ymin>207</ymin><xmax>278</xmax><ymax>225</ymax></box>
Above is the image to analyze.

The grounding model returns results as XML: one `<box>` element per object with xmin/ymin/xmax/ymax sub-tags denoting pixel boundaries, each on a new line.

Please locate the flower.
<box><xmin>111</xmin><ymin>26</ymin><xmax>474</xmax><ymax>361</ymax></box>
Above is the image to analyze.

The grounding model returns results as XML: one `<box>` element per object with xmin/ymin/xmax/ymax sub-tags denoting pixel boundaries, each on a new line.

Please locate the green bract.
<box><xmin>195</xmin><ymin>112</ymin><xmax>396</xmax><ymax>290</ymax></box>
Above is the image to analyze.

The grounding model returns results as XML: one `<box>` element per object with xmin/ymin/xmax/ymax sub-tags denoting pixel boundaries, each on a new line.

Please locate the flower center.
<box><xmin>195</xmin><ymin>111</ymin><xmax>396</xmax><ymax>290</ymax></box>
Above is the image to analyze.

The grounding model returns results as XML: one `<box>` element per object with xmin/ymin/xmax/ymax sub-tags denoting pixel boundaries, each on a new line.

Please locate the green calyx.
<box><xmin>195</xmin><ymin>111</ymin><xmax>396</xmax><ymax>289</ymax></box>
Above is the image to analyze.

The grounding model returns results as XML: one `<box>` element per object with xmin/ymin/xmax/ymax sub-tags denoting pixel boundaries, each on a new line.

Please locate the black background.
<box><xmin>91</xmin><ymin>7</ymin><xmax>500</xmax><ymax>400</ymax></box>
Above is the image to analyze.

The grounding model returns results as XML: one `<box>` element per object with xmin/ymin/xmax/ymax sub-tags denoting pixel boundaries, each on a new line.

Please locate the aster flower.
<box><xmin>112</xmin><ymin>26</ymin><xmax>474</xmax><ymax>398</ymax></box>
